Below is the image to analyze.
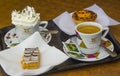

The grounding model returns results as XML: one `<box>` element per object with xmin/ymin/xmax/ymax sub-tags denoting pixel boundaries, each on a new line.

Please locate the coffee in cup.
<box><xmin>77</xmin><ymin>25</ymin><xmax>100</xmax><ymax>34</ymax></box>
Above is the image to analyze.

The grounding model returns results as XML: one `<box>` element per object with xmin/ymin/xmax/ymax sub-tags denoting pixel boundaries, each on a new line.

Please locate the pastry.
<box><xmin>72</xmin><ymin>10</ymin><xmax>97</xmax><ymax>24</ymax></box>
<box><xmin>21</xmin><ymin>47</ymin><xmax>40</xmax><ymax>69</ymax></box>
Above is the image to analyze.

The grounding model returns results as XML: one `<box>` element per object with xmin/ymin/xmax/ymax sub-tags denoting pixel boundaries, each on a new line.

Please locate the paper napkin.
<box><xmin>85</xmin><ymin>4</ymin><xmax>120</xmax><ymax>27</ymax></box>
<box><xmin>0</xmin><ymin>32</ymin><xmax>69</xmax><ymax>76</ymax></box>
<box><xmin>53</xmin><ymin>12</ymin><xmax>76</xmax><ymax>35</ymax></box>
<box><xmin>53</xmin><ymin>4</ymin><xmax>120</xmax><ymax>35</ymax></box>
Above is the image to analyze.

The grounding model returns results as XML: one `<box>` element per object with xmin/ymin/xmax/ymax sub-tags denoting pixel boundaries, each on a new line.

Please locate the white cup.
<box><xmin>75</xmin><ymin>22</ymin><xmax>109</xmax><ymax>54</ymax></box>
<box><xmin>15</xmin><ymin>21</ymin><xmax>48</xmax><ymax>42</ymax></box>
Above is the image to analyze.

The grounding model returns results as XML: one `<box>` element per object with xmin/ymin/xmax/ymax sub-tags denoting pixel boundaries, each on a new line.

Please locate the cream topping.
<box><xmin>11</xmin><ymin>6</ymin><xmax>40</xmax><ymax>26</ymax></box>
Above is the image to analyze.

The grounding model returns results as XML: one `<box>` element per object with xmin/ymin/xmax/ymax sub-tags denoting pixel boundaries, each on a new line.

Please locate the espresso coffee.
<box><xmin>77</xmin><ymin>25</ymin><xmax>100</xmax><ymax>34</ymax></box>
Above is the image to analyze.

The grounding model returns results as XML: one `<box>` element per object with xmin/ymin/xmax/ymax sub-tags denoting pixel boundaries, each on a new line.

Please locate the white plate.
<box><xmin>4</xmin><ymin>26</ymin><xmax>52</xmax><ymax>47</ymax></box>
<box><xmin>63</xmin><ymin>37</ymin><xmax>114</xmax><ymax>61</ymax></box>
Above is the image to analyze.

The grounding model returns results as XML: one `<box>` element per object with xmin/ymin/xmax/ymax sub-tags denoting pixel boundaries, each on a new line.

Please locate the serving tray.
<box><xmin>0</xmin><ymin>20</ymin><xmax>120</xmax><ymax>76</ymax></box>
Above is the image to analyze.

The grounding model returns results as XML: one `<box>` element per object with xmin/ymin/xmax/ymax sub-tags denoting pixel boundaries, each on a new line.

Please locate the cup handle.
<box><xmin>39</xmin><ymin>21</ymin><xmax>48</xmax><ymax>29</ymax></box>
<box><xmin>102</xmin><ymin>27</ymin><xmax>109</xmax><ymax>38</ymax></box>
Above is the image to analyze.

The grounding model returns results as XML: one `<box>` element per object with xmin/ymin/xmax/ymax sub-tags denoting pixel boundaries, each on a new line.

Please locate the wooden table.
<box><xmin>0</xmin><ymin>0</ymin><xmax>120</xmax><ymax>76</ymax></box>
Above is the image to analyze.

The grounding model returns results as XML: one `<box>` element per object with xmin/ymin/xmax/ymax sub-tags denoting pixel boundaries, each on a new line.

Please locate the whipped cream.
<box><xmin>11</xmin><ymin>6</ymin><xmax>40</xmax><ymax>26</ymax></box>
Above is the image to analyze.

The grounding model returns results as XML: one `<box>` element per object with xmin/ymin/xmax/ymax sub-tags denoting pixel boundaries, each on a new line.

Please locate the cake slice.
<box><xmin>21</xmin><ymin>47</ymin><xmax>40</xmax><ymax>69</ymax></box>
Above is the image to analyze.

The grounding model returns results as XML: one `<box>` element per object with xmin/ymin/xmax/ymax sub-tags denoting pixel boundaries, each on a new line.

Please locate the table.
<box><xmin>0</xmin><ymin>0</ymin><xmax>120</xmax><ymax>76</ymax></box>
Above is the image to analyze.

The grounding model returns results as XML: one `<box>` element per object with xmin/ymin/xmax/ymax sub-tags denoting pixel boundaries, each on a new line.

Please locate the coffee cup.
<box><xmin>75</xmin><ymin>22</ymin><xmax>109</xmax><ymax>54</ymax></box>
<box><xmin>15</xmin><ymin>21</ymin><xmax>48</xmax><ymax>42</ymax></box>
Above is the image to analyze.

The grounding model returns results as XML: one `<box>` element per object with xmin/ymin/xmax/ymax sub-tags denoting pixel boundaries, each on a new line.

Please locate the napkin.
<box><xmin>85</xmin><ymin>4</ymin><xmax>120</xmax><ymax>27</ymax></box>
<box><xmin>53</xmin><ymin>12</ymin><xmax>76</xmax><ymax>35</ymax></box>
<box><xmin>0</xmin><ymin>32</ymin><xmax>69</xmax><ymax>76</ymax></box>
<box><xmin>53</xmin><ymin>4</ymin><xmax>120</xmax><ymax>35</ymax></box>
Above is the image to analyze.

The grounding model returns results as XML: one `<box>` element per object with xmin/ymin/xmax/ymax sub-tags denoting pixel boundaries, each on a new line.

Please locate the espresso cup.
<box><xmin>15</xmin><ymin>21</ymin><xmax>48</xmax><ymax>42</ymax></box>
<box><xmin>75</xmin><ymin>22</ymin><xmax>109</xmax><ymax>54</ymax></box>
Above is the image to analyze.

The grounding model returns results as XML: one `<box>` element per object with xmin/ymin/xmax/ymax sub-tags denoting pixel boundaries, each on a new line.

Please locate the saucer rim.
<box><xmin>63</xmin><ymin>37</ymin><xmax>114</xmax><ymax>62</ymax></box>
<box><xmin>4</xmin><ymin>26</ymin><xmax>52</xmax><ymax>47</ymax></box>
<box><xmin>77</xmin><ymin>37</ymin><xmax>113</xmax><ymax>54</ymax></box>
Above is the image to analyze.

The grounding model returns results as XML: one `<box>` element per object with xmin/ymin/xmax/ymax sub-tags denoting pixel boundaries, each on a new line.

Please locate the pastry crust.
<box><xmin>72</xmin><ymin>10</ymin><xmax>97</xmax><ymax>24</ymax></box>
<box><xmin>21</xmin><ymin>47</ymin><xmax>40</xmax><ymax>69</ymax></box>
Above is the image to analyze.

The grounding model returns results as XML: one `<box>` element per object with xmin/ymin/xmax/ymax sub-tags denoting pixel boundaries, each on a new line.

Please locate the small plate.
<box><xmin>4</xmin><ymin>26</ymin><xmax>52</xmax><ymax>47</ymax></box>
<box><xmin>63</xmin><ymin>37</ymin><xmax>114</xmax><ymax>61</ymax></box>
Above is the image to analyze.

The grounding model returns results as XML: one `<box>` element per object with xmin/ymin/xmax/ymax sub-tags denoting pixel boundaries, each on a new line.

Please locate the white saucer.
<box><xmin>4</xmin><ymin>26</ymin><xmax>52</xmax><ymax>47</ymax></box>
<box><xmin>63</xmin><ymin>37</ymin><xmax>114</xmax><ymax>61</ymax></box>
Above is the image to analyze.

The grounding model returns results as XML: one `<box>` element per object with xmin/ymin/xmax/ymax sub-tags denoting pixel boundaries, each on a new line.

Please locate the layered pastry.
<box><xmin>21</xmin><ymin>47</ymin><xmax>40</xmax><ymax>69</ymax></box>
<box><xmin>72</xmin><ymin>10</ymin><xmax>97</xmax><ymax>24</ymax></box>
<box><xmin>11</xmin><ymin>6</ymin><xmax>40</xmax><ymax>26</ymax></box>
